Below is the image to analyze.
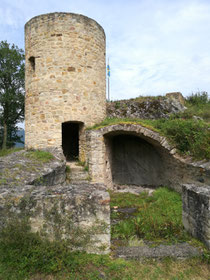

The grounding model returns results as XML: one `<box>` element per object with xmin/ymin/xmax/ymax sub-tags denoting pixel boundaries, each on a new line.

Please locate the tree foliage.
<box><xmin>0</xmin><ymin>41</ymin><xmax>25</xmax><ymax>149</ymax></box>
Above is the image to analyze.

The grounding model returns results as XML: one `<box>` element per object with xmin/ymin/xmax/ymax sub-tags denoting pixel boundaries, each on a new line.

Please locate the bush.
<box><xmin>153</xmin><ymin>119</ymin><xmax>210</xmax><ymax>159</ymax></box>
<box><xmin>186</xmin><ymin>91</ymin><xmax>209</xmax><ymax>105</ymax></box>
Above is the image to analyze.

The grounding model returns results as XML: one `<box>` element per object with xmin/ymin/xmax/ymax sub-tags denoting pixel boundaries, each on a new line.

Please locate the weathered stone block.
<box><xmin>182</xmin><ymin>184</ymin><xmax>210</xmax><ymax>249</ymax></box>
<box><xmin>0</xmin><ymin>183</ymin><xmax>110</xmax><ymax>254</ymax></box>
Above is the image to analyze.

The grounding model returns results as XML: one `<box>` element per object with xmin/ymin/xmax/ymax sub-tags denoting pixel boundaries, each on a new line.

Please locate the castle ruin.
<box><xmin>22</xmin><ymin>12</ymin><xmax>210</xmax><ymax>250</ymax></box>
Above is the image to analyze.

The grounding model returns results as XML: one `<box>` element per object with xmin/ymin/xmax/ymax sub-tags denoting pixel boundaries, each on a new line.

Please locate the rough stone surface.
<box><xmin>66</xmin><ymin>161</ymin><xmax>89</xmax><ymax>183</ymax></box>
<box><xmin>25</xmin><ymin>12</ymin><xmax>106</xmax><ymax>151</ymax></box>
<box><xmin>182</xmin><ymin>184</ymin><xmax>210</xmax><ymax>249</ymax></box>
<box><xmin>0</xmin><ymin>148</ymin><xmax>66</xmax><ymax>186</ymax></box>
<box><xmin>107</xmin><ymin>92</ymin><xmax>186</xmax><ymax>120</ymax></box>
<box><xmin>0</xmin><ymin>183</ymin><xmax>110</xmax><ymax>254</ymax></box>
<box><xmin>115</xmin><ymin>243</ymin><xmax>201</xmax><ymax>260</ymax></box>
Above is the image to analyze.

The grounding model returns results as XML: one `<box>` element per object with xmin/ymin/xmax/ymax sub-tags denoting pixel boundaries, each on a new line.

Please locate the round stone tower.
<box><xmin>25</xmin><ymin>12</ymin><xmax>106</xmax><ymax>160</ymax></box>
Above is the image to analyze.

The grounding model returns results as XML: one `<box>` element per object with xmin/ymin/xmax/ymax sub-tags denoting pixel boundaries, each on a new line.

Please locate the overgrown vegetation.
<box><xmin>110</xmin><ymin>187</ymin><xmax>190</xmax><ymax>243</ymax></box>
<box><xmin>153</xmin><ymin>118</ymin><xmax>210</xmax><ymax>159</ymax></box>
<box><xmin>89</xmin><ymin>116</ymin><xmax>210</xmax><ymax>160</ymax></box>
<box><xmin>76</xmin><ymin>160</ymin><xmax>89</xmax><ymax>171</ymax></box>
<box><xmin>0</xmin><ymin>189</ymin><xmax>209</xmax><ymax>280</ymax></box>
<box><xmin>178</xmin><ymin>91</ymin><xmax>210</xmax><ymax>122</ymax></box>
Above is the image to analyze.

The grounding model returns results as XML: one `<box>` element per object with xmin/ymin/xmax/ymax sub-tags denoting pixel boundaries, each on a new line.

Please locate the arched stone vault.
<box><xmin>86</xmin><ymin>123</ymin><xmax>210</xmax><ymax>192</ymax></box>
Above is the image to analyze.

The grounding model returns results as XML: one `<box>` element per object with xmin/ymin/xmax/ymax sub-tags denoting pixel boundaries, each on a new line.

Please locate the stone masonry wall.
<box><xmin>0</xmin><ymin>183</ymin><xmax>110</xmax><ymax>254</ymax></box>
<box><xmin>25</xmin><ymin>13</ymin><xmax>106</xmax><ymax>150</ymax></box>
<box><xmin>182</xmin><ymin>184</ymin><xmax>210</xmax><ymax>249</ymax></box>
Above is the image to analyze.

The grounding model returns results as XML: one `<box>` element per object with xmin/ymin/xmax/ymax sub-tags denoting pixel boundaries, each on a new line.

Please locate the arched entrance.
<box><xmin>105</xmin><ymin>133</ymin><xmax>165</xmax><ymax>186</ymax></box>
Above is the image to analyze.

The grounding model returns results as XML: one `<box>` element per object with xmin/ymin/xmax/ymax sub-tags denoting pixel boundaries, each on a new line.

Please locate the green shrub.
<box><xmin>153</xmin><ymin>119</ymin><xmax>210</xmax><ymax>159</ymax></box>
<box><xmin>186</xmin><ymin>91</ymin><xmax>209</xmax><ymax>105</ymax></box>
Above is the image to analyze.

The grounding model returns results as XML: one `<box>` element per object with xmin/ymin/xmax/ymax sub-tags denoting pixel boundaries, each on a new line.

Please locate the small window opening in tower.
<box><xmin>62</xmin><ymin>122</ymin><xmax>81</xmax><ymax>161</ymax></box>
<box><xmin>29</xmin><ymin>56</ymin><xmax>35</xmax><ymax>71</ymax></box>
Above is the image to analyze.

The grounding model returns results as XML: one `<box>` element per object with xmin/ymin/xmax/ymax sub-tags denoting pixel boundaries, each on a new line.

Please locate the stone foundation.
<box><xmin>0</xmin><ymin>183</ymin><xmax>110</xmax><ymax>254</ymax></box>
<box><xmin>182</xmin><ymin>184</ymin><xmax>210</xmax><ymax>249</ymax></box>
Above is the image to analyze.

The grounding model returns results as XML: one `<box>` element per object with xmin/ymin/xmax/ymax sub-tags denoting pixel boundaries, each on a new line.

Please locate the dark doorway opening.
<box><xmin>109</xmin><ymin>134</ymin><xmax>164</xmax><ymax>186</ymax></box>
<box><xmin>62</xmin><ymin>122</ymin><xmax>80</xmax><ymax>161</ymax></box>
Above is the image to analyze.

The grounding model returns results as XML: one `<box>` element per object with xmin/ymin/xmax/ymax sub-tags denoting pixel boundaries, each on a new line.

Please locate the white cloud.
<box><xmin>1</xmin><ymin>0</ymin><xmax>210</xmax><ymax>100</ymax></box>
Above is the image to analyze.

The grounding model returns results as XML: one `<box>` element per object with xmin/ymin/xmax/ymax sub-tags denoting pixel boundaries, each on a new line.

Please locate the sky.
<box><xmin>1</xmin><ymin>0</ymin><xmax>210</xmax><ymax>101</ymax></box>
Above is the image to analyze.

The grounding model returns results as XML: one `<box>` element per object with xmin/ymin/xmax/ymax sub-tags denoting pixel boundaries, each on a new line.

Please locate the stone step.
<box><xmin>70</xmin><ymin>172</ymin><xmax>89</xmax><ymax>180</ymax></box>
<box><xmin>66</xmin><ymin>161</ymin><xmax>89</xmax><ymax>183</ymax></box>
<box><xmin>114</xmin><ymin>243</ymin><xmax>201</xmax><ymax>260</ymax></box>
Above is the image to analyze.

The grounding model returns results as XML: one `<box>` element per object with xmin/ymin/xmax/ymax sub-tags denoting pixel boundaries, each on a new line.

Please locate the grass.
<box><xmin>0</xmin><ymin>148</ymin><xmax>54</xmax><ymax>163</ymax></box>
<box><xmin>87</xmin><ymin>117</ymin><xmax>157</xmax><ymax>131</ymax></box>
<box><xmin>110</xmin><ymin>187</ymin><xmax>191</xmax><ymax>243</ymax></box>
<box><xmin>24</xmin><ymin>149</ymin><xmax>54</xmax><ymax>163</ymax></box>
<box><xmin>175</xmin><ymin>91</ymin><xmax>210</xmax><ymax>122</ymax></box>
<box><xmin>76</xmin><ymin>160</ymin><xmax>89</xmax><ymax>171</ymax></box>
<box><xmin>0</xmin><ymin>147</ymin><xmax>23</xmax><ymax>157</ymax></box>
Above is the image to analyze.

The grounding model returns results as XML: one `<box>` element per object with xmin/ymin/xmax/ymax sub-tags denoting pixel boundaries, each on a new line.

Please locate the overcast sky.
<box><xmin>1</xmin><ymin>0</ymin><xmax>210</xmax><ymax>100</ymax></box>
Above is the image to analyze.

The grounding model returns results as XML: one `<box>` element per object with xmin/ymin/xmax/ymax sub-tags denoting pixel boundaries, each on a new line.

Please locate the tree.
<box><xmin>0</xmin><ymin>41</ymin><xmax>25</xmax><ymax>149</ymax></box>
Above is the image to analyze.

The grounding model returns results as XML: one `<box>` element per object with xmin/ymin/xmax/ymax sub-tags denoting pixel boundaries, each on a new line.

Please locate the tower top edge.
<box><xmin>25</xmin><ymin>12</ymin><xmax>105</xmax><ymax>35</ymax></box>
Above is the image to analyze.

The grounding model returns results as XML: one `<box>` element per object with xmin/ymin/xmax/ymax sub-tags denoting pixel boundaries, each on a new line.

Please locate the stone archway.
<box><xmin>86</xmin><ymin>123</ymin><xmax>210</xmax><ymax>192</ymax></box>
<box><xmin>86</xmin><ymin>123</ymin><xmax>175</xmax><ymax>188</ymax></box>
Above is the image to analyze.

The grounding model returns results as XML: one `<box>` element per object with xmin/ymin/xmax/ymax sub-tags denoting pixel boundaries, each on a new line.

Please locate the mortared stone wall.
<box><xmin>25</xmin><ymin>12</ymin><xmax>106</xmax><ymax>150</ymax></box>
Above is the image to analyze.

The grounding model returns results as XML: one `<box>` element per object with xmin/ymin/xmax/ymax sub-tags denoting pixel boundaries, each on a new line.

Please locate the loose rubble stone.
<box><xmin>107</xmin><ymin>92</ymin><xmax>186</xmax><ymax>120</ymax></box>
